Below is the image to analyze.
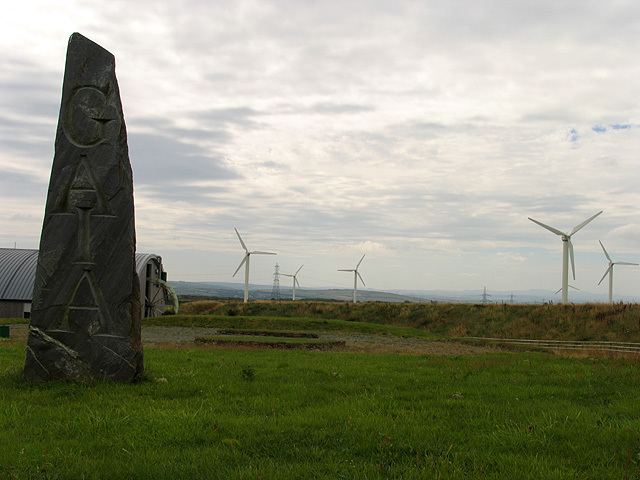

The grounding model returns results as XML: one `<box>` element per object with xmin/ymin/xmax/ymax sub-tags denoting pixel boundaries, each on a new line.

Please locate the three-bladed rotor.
<box><xmin>596</xmin><ymin>240</ymin><xmax>638</xmax><ymax>303</ymax></box>
<box><xmin>281</xmin><ymin>265</ymin><xmax>303</xmax><ymax>288</ymax></box>
<box><xmin>528</xmin><ymin>211</ymin><xmax>602</xmax><ymax>304</ymax></box>
<box><xmin>232</xmin><ymin>227</ymin><xmax>276</xmax><ymax>303</ymax></box>
<box><xmin>597</xmin><ymin>240</ymin><xmax>639</xmax><ymax>286</ymax></box>
<box><xmin>338</xmin><ymin>254</ymin><xmax>366</xmax><ymax>303</ymax></box>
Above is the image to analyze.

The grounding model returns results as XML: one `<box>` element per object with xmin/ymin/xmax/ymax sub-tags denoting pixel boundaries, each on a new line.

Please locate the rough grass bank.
<box><xmin>179</xmin><ymin>300</ymin><xmax>640</xmax><ymax>342</ymax></box>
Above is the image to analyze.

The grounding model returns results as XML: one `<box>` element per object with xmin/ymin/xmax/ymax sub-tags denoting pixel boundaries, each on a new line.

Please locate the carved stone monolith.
<box><xmin>23</xmin><ymin>33</ymin><xmax>143</xmax><ymax>382</ymax></box>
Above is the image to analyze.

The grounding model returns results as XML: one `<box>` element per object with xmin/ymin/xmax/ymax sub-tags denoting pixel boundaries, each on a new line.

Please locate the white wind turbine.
<box><xmin>281</xmin><ymin>265</ymin><xmax>303</xmax><ymax>301</ymax></box>
<box><xmin>528</xmin><ymin>211</ymin><xmax>602</xmax><ymax>304</ymax></box>
<box><xmin>338</xmin><ymin>254</ymin><xmax>366</xmax><ymax>304</ymax></box>
<box><xmin>597</xmin><ymin>241</ymin><xmax>638</xmax><ymax>304</ymax></box>
<box><xmin>232</xmin><ymin>227</ymin><xmax>276</xmax><ymax>303</ymax></box>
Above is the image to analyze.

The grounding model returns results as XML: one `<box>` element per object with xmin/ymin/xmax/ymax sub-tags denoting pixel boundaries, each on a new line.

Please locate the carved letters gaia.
<box><xmin>23</xmin><ymin>33</ymin><xmax>143</xmax><ymax>382</ymax></box>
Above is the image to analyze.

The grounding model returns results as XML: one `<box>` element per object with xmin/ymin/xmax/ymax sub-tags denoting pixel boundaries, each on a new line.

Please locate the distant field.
<box><xmin>1</xmin><ymin>343</ymin><xmax>639</xmax><ymax>479</ymax></box>
<box><xmin>178</xmin><ymin>300</ymin><xmax>640</xmax><ymax>342</ymax></box>
<box><xmin>145</xmin><ymin>313</ymin><xmax>436</xmax><ymax>339</ymax></box>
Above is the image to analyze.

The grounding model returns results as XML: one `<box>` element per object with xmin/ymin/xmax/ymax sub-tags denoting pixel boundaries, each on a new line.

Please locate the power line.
<box><xmin>271</xmin><ymin>262</ymin><xmax>281</xmax><ymax>301</ymax></box>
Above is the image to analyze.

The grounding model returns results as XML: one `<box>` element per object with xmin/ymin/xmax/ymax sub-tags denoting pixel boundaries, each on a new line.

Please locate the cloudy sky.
<box><xmin>2</xmin><ymin>1</ymin><xmax>640</xmax><ymax>296</ymax></box>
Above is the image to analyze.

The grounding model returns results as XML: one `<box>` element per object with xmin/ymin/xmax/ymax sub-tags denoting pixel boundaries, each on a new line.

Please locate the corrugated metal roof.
<box><xmin>135</xmin><ymin>253</ymin><xmax>160</xmax><ymax>275</ymax></box>
<box><xmin>0</xmin><ymin>248</ymin><xmax>39</xmax><ymax>301</ymax></box>
<box><xmin>0</xmin><ymin>248</ymin><xmax>157</xmax><ymax>301</ymax></box>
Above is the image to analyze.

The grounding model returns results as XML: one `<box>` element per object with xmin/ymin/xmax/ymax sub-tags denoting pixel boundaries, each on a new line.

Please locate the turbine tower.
<box><xmin>281</xmin><ymin>265</ymin><xmax>303</xmax><ymax>301</ymax></box>
<box><xmin>232</xmin><ymin>227</ymin><xmax>276</xmax><ymax>303</ymax></box>
<box><xmin>338</xmin><ymin>254</ymin><xmax>366</xmax><ymax>304</ymax></box>
<box><xmin>597</xmin><ymin>241</ymin><xmax>638</xmax><ymax>304</ymax></box>
<box><xmin>528</xmin><ymin>211</ymin><xmax>602</xmax><ymax>304</ymax></box>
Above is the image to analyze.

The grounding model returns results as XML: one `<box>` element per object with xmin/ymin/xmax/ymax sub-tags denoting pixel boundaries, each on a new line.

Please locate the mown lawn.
<box><xmin>1</xmin><ymin>343</ymin><xmax>640</xmax><ymax>479</ymax></box>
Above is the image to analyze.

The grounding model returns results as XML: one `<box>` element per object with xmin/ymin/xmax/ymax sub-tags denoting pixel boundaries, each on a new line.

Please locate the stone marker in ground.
<box><xmin>23</xmin><ymin>33</ymin><xmax>143</xmax><ymax>382</ymax></box>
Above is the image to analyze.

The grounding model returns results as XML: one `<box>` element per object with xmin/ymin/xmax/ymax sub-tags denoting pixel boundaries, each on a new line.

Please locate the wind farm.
<box><xmin>218</xmin><ymin>211</ymin><xmax>639</xmax><ymax>305</ymax></box>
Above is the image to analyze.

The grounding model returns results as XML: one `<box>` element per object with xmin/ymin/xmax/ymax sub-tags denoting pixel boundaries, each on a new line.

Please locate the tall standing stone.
<box><xmin>23</xmin><ymin>33</ymin><xmax>143</xmax><ymax>382</ymax></box>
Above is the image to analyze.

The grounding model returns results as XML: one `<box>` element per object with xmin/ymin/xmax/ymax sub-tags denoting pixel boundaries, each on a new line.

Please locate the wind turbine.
<box><xmin>281</xmin><ymin>265</ymin><xmax>303</xmax><ymax>301</ymax></box>
<box><xmin>232</xmin><ymin>227</ymin><xmax>276</xmax><ymax>303</ymax></box>
<box><xmin>528</xmin><ymin>211</ymin><xmax>602</xmax><ymax>304</ymax></box>
<box><xmin>338</xmin><ymin>254</ymin><xmax>366</xmax><ymax>304</ymax></box>
<box><xmin>597</xmin><ymin>241</ymin><xmax>638</xmax><ymax>304</ymax></box>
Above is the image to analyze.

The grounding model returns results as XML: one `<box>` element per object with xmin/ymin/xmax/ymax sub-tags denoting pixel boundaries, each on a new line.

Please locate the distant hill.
<box><xmin>170</xmin><ymin>281</ymin><xmax>422</xmax><ymax>303</ymax></box>
<box><xmin>387</xmin><ymin>288</ymin><xmax>640</xmax><ymax>304</ymax></box>
<box><xmin>169</xmin><ymin>281</ymin><xmax>639</xmax><ymax>304</ymax></box>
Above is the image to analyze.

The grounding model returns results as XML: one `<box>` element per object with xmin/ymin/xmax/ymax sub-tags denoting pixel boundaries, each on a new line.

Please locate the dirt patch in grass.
<box><xmin>4</xmin><ymin>324</ymin><xmax>499</xmax><ymax>355</ymax></box>
<box><xmin>216</xmin><ymin>329</ymin><xmax>319</xmax><ymax>338</ymax></box>
<box><xmin>195</xmin><ymin>335</ymin><xmax>345</xmax><ymax>350</ymax></box>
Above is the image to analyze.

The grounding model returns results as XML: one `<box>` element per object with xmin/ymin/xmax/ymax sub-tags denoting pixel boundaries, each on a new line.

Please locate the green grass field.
<box><xmin>1</xmin><ymin>341</ymin><xmax>640</xmax><ymax>479</ymax></box>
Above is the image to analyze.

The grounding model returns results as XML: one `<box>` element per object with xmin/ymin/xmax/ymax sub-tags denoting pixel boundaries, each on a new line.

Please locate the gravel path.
<box><xmin>5</xmin><ymin>324</ymin><xmax>497</xmax><ymax>355</ymax></box>
<box><xmin>143</xmin><ymin>326</ymin><xmax>496</xmax><ymax>355</ymax></box>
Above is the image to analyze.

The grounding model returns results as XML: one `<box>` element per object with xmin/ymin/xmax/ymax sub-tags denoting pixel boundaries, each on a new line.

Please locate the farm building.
<box><xmin>0</xmin><ymin>248</ymin><xmax>177</xmax><ymax>319</ymax></box>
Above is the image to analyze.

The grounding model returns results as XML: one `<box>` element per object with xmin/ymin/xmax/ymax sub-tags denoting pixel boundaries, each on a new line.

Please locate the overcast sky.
<box><xmin>2</xmin><ymin>1</ymin><xmax>640</xmax><ymax>296</ymax></box>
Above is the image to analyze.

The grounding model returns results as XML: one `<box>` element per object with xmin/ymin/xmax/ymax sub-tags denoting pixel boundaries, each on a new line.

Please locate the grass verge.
<box><xmin>194</xmin><ymin>335</ymin><xmax>345</xmax><ymax>350</ymax></box>
<box><xmin>145</xmin><ymin>314</ymin><xmax>435</xmax><ymax>339</ymax></box>
<box><xmin>0</xmin><ymin>318</ymin><xmax>27</xmax><ymax>325</ymax></box>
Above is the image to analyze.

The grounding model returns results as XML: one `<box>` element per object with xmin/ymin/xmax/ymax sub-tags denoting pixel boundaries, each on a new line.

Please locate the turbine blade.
<box><xmin>569</xmin><ymin>285</ymin><xmax>581</xmax><ymax>291</ymax></box>
<box><xmin>357</xmin><ymin>271</ymin><xmax>366</xmax><ymax>287</ymax></box>
<box><xmin>598</xmin><ymin>264</ymin><xmax>613</xmax><ymax>286</ymax></box>
<box><xmin>615</xmin><ymin>262</ymin><xmax>639</xmax><ymax>266</ymax></box>
<box><xmin>554</xmin><ymin>287</ymin><xmax>562</xmax><ymax>294</ymax></box>
<box><xmin>234</xmin><ymin>227</ymin><xmax>248</xmax><ymax>252</ymax></box>
<box><xmin>356</xmin><ymin>254</ymin><xmax>366</xmax><ymax>268</ymax></box>
<box><xmin>251</xmin><ymin>251</ymin><xmax>276</xmax><ymax>255</ymax></box>
<box><xmin>570</xmin><ymin>210</ymin><xmax>603</xmax><ymax>236</ymax></box>
<box><xmin>295</xmin><ymin>265</ymin><xmax>304</xmax><ymax>275</ymax></box>
<box><xmin>599</xmin><ymin>240</ymin><xmax>611</xmax><ymax>262</ymax></box>
<box><xmin>569</xmin><ymin>239</ymin><xmax>576</xmax><ymax>280</ymax></box>
<box><xmin>233</xmin><ymin>255</ymin><xmax>248</xmax><ymax>277</ymax></box>
<box><xmin>528</xmin><ymin>217</ymin><xmax>566</xmax><ymax>236</ymax></box>
<box><xmin>281</xmin><ymin>273</ymin><xmax>293</xmax><ymax>277</ymax></box>
<box><xmin>295</xmin><ymin>278</ymin><xmax>300</xmax><ymax>288</ymax></box>
<box><xmin>338</xmin><ymin>269</ymin><xmax>355</xmax><ymax>272</ymax></box>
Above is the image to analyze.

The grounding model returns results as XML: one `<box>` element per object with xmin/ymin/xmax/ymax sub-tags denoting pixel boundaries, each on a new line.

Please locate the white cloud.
<box><xmin>1</xmin><ymin>1</ymin><xmax>640</xmax><ymax>293</ymax></box>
